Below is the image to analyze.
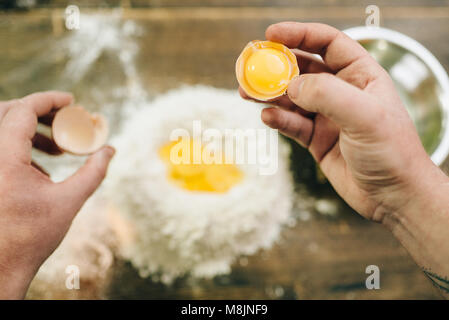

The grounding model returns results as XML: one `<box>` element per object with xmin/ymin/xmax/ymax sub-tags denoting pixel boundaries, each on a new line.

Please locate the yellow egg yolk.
<box><xmin>244</xmin><ymin>48</ymin><xmax>291</xmax><ymax>95</ymax></box>
<box><xmin>159</xmin><ymin>139</ymin><xmax>243</xmax><ymax>193</ymax></box>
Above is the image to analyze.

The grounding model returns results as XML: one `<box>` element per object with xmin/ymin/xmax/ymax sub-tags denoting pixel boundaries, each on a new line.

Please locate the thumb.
<box><xmin>59</xmin><ymin>146</ymin><xmax>115</xmax><ymax>211</ymax></box>
<box><xmin>287</xmin><ymin>73</ymin><xmax>382</xmax><ymax>131</ymax></box>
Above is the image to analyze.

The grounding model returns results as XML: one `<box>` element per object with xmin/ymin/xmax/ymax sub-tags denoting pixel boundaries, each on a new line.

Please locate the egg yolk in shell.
<box><xmin>159</xmin><ymin>139</ymin><xmax>243</xmax><ymax>193</ymax></box>
<box><xmin>244</xmin><ymin>48</ymin><xmax>291</xmax><ymax>95</ymax></box>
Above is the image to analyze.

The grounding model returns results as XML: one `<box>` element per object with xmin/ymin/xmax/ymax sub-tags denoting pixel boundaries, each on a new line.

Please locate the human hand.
<box><xmin>0</xmin><ymin>91</ymin><xmax>115</xmax><ymax>299</ymax></box>
<box><xmin>240</xmin><ymin>22</ymin><xmax>449</xmax><ymax>222</ymax></box>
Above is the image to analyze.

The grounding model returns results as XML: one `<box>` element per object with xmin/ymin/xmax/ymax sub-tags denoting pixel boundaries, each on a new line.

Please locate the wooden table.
<box><xmin>1</xmin><ymin>1</ymin><xmax>449</xmax><ymax>299</ymax></box>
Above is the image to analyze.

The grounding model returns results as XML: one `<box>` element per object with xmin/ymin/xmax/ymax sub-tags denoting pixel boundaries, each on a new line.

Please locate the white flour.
<box><xmin>105</xmin><ymin>86</ymin><xmax>294</xmax><ymax>283</ymax></box>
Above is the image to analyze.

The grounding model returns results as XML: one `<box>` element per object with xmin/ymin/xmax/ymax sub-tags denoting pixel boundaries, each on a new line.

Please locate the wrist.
<box><xmin>382</xmin><ymin>159</ymin><xmax>449</xmax><ymax>231</ymax></box>
<box><xmin>0</xmin><ymin>259</ymin><xmax>37</xmax><ymax>299</ymax></box>
<box><xmin>380</xmin><ymin>160</ymin><xmax>449</xmax><ymax>292</ymax></box>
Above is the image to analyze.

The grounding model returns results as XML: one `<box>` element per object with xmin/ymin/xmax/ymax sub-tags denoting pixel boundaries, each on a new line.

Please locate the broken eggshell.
<box><xmin>52</xmin><ymin>106</ymin><xmax>109</xmax><ymax>155</ymax></box>
<box><xmin>236</xmin><ymin>40</ymin><xmax>300</xmax><ymax>101</ymax></box>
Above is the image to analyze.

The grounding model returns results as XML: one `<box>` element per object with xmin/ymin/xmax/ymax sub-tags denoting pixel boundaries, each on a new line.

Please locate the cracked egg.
<box><xmin>236</xmin><ymin>40</ymin><xmax>300</xmax><ymax>101</ymax></box>
<box><xmin>52</xmin><ymin>106</ymin><xmax>109</xmax><ymax>155</ymax></box>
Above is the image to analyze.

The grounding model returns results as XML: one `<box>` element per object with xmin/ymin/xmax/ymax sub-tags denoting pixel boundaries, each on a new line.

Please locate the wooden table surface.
<box><xmin>1</xmin><ymin>1</ymin><xmax>449</xmax><ymax>299</ymax></box>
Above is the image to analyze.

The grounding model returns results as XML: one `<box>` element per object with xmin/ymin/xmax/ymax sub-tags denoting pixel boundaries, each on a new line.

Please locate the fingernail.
<box><xmin>58</xmin><ymin>91</ymin><xmax>74</xmax><ymax>103</ymax></box>
<box><xmin>287</xmin><ymin>76</ymin><xmax>304</xmax><ymax>100</ymax></box>
<box><xmin>102</xmin><ymin>146</ymin><xmax>115</xmax><ymax>159</ymax></box>
<box><xmin>261</xmin><ymin>108</ymin><xmax>273</xmax><ymax>124</ymax></box>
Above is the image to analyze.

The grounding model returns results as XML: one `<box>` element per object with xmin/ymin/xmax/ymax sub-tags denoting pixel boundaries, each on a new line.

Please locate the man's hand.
<box><xmin>0</xmin><ymin>91</ymin><xmax>115</xmax><ymax>299</ymax></box>
<box><xmin>241</xmin><ymin>22</ymin><xmax>449</xmax><ymax>297</ymax></box>
<box><xmin>240</xmin><ymin>22</ymin><xmax>449</xmax><ymax>297</ymax></box>
<box><xmin>240</xmin><ymin>22</ymin><xmax>447</xmax><ymax>223</ymax></box>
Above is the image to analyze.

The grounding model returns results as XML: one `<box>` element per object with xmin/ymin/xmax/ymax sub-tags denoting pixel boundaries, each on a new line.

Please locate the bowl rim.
<box><xmin>343</xmin><ymin>26</ymin><xmax>449</xmax><ymax>166</ymax></box>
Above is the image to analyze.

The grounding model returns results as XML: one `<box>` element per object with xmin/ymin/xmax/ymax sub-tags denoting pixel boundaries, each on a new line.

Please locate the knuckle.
<box><xmin>312</xmin><ymin>22</ymin><xmax>340</xmax><ymax>37</ymax></box>
<box><xmin>6</xmin><ymin>99</ymin><xmax>24</xmax><ymax>108</ymax></box>
<box><xmin>277</xmin><ymin>115</ymin><xmax>290</xmax><ymax>133</ymax></box>
<box><xmin>22</xmin><ymin>92</ymin><xmax>37</xmax><ymax>102</ymax></box>
<box><xmin>265</xmin><ymin>23</ymin><xmax>282</xmax><ymax>37</ymax></box>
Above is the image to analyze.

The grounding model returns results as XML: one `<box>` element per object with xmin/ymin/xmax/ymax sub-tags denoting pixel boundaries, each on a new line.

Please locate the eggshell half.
<box><xmin>236</xmin><ymin>40</ymin><xmax>300</xmax><ymax>101</ymax></box>
<box><xmin>52</xmin><ymin>106</ymin><xmax>109</xmax><ymax>155</ymax></box>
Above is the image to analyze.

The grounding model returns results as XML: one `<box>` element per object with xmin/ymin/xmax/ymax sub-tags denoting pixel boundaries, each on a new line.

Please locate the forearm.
<box><xmin>383</xmin><ymin>165</ymin><xmax>449</xmax><ymax>298</ymax></box>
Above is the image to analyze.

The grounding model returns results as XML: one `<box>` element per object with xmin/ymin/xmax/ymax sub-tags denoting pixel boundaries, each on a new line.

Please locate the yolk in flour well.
<box><xmin>159</xmin><ymin>139</ymin><xmax>243</xmax><ymax>193</ymax></box>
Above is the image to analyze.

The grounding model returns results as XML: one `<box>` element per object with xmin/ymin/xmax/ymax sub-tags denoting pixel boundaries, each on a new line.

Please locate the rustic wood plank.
<box><xmin>1</xmin><ymin>5</ymin><xmax>448</xmax><ymax>299</ymax></box>
<box><xmin>6</xmin><ymin>0</ymin><xmax>449</xmax><ymax>8</ymax></box>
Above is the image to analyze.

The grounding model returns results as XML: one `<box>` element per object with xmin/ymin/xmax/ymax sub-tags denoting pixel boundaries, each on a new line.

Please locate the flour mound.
<box><xmin>106</xmin><ymin>86</ymin><xmax>294</xmax><ymax>283</ymax></box>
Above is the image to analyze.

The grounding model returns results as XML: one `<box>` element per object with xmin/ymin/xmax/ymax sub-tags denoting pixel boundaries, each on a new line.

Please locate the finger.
<box><xmin>0</xmin><ymin>91</ymin><xmax>73</xmax><ymax>163</ymax></box>
<box><xmin>31</xmin><ymin>161</ymin><xmax>50</xmax><ymax>177</ymax></box>
<box><xmin>57</xmin><ymin>146</ymin><xmax>115</xmax><ymax>218</ymax></box>
<box><xmin>240</xmin><ymin>86</ymin><xmax>286</xmax><ymax>107</ymax></box>
<box><xmin>266</xmin><ymin>22</ymin><xmax>380</xmax><ymax>73</ymax></box>
<box><xmin>1</xmin><ymin>91</ymin><xmax>73</xmax><ymax>136</ymax></box>
<box><xmin>307</xmin><ymin>114</ymin><xmax>340</xmax><ymax>162</ymax></box>
<box><xmin>238</xmin><ymin>86</ymin><xmax>251</xmax><ymax>100</ymax></box>
<box><xmin>287</xmin><ymin>73</ymin><xmax>381</xmax><ymax>131</ymax></box>
<box><xmin>239</xmin><ymin>86</ymin><xmax>313</xmax><ymax>117</ymax></box>
<box><xmin>20</xmin><ymin>91</ymin><xmax>73</xmax><ymax>117</ymax></box>
<box><xmin>32</xmin><ymin>133</ymin><xmax>63</xmax><ymax>155</ymax></box>
<box><xmin>266</xmin><ymin>95</ymin><xmax>314</xmax><ymax>117</ymax></box>
<box><xmin>0</xmin><ymin>99</ymin><xmax>24</xmax><ymax>123</ymax></box>
<box><xmin>263</xmin><ymin>104</ymin><xmax>340</xmax><ymax>165</ymax></box>
<box><xmin>38</xmin><ymin>109</ymin><xmax>58</xmax><ymax>126</ymax></box>
<box><xmin>292</xmin><ymin>49</ymin><xmax>332</xmax><ymax>74</ymax></box>
<box><xmin>261</xmin><ymin>107</ymin><xmax>314</xmax><ymax>148</ymax></box>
